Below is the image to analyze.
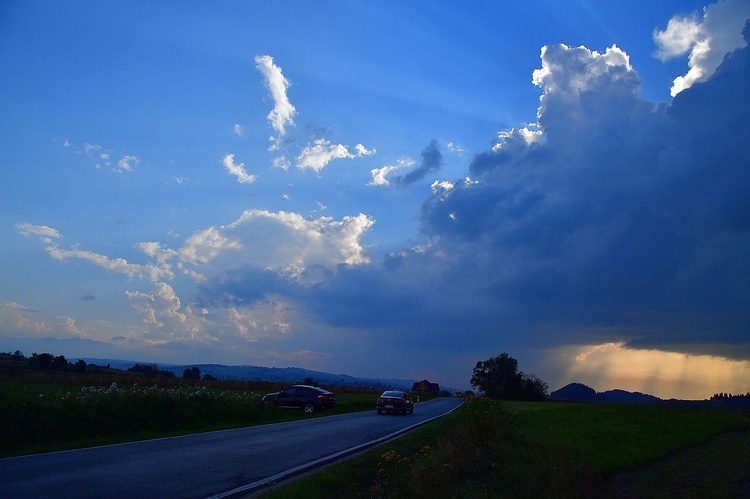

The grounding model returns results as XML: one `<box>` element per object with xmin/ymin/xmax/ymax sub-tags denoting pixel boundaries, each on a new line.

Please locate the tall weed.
<box><xmin>0</xmin><ymin>382</ymin><xmax>266</xmax><ymax>454</ymax></box>
<box><xmin>367</xmin><ymin>397</ymin><xmax>581</xmax><ymax>498</ymax></box>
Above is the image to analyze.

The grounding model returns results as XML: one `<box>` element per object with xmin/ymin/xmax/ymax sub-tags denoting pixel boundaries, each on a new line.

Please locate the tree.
<box><xmin>73</xmin><ymin>358</ymin><xmax>87</xmax><ymax>373</ymax></box>
<box><xmin>470</xmin><ymin>353</ymin><xmax>548</xmax><ymax>401</ymax></box>
<box><xmin>51</xmin><ymin>355</ymin><xmax>68</xmax><ymax>371</ymax></box>
<box><xmin>183</xmin><ymin>367</ymin><xmax>201</xmax><ymax>380</ymax></box>
<box><xmin>28</xmin><ymin>352</ymin><xmax>54</xmax><ymax>370</ymax></box>
<box><xmin>518</xmin><ymin>373</ymin><xmax>549</xmax><ymax>402</ymax></box>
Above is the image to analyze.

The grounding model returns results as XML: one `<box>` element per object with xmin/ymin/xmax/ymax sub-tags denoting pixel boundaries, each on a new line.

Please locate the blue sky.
<box><xmin>2</xmin><ymin>0</ymin><xmax>749</xmax><ymax>398</ymax></box>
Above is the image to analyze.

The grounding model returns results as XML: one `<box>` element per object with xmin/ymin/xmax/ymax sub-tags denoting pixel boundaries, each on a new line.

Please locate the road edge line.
<box><xmin>209</xmin><ymin>401</ymin><xmax>463</xmax><ymax>498</ymax></box>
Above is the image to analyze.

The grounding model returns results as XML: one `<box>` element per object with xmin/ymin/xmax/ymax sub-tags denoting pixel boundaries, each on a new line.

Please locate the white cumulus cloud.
<box><xmin>125</xmin><ymin>282</ymin><xmax>208</xmax><ymax>343</ymax></box>
<box><xmin>369</xmin><ymin>158</ymin><xmax>415</xmax><ymax>187</ymax></box>
<box><xmin>653</xmin><ymin>0</ymin><xmax>750</xmax><ymax>96</ymax></box>
<box><xmin>178</xmin><ymin>209</ymin><xmax>375</xmax><ymax>276</ymax></box>
<box><xmin>255</xmin><ymin>54</ymin><xmax>296</xmax><ymax>148</ymax></box>
<box><xmin>222</xmin><ymin>153</ymin><xmax>257</xmax><ymax>184</ymax></box>
<box><xmin>296</xmin><ymin>139</ymin><xmax>376</xmax><ymax>172</ymax></box>
<box><xmin>116</xmin><ymin>155</ymin><xmax>139</xmax><ymax>172</ymax></box>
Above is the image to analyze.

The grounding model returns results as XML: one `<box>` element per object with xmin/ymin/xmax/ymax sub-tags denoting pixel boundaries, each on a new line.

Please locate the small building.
<box><xmin>412</xmin><ymin>379</ymin><xmax>440</xmax><ymax>393</ymax></box>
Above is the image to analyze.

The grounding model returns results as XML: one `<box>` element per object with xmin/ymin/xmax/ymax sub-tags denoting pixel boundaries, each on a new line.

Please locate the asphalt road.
<box><xmin>0</xmin><ymin>397</ymin><xmax>462</xmax><ymax>498</ymax></box>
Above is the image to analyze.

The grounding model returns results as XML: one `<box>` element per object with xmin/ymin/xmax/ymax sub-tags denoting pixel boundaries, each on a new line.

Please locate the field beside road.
<box><xmin>4</xmin><ymin>367</ymin><xmax>748</xmax><ymax>497</ymax></box>
<box><xmin>0</xmin><ymin>372</ymin><xmax>389</xmax><ymax>458</ymax></box>
<box><xmin>262</xmin><ymin>397</ymin><xmax>750</xmax><ymax>498</ymax></box>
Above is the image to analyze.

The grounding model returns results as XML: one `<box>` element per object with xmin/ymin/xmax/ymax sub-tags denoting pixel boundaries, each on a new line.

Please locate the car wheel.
<box><xmin>377</xmin><ymin>409</ymin><xmax>382</xmax><ymax>414</ymax></box>
<box><xmin>303</xmin><ymin>402</ymin><xmax>315</xmax><ymax>414</ymax></box>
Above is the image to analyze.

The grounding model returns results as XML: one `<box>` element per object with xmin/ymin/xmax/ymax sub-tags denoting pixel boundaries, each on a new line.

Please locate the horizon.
<box><xmin>2</xmin><ymin>1</ymin><xmax>750</xmax><ymax>401</ymax></box>
<box><xmin>8</xmin><ymin>343</ymin><xmax>741</xmax><ymax>400</ymax></box>
<box><xmin>4</xmin><ymin>337</ymin><xmax>746</xmax><ymax>400</ymax></box>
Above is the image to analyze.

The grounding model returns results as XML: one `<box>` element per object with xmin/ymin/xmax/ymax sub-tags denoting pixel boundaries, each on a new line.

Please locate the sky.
<box><xmin>2</xmin><ymin>0</ymin><xmax>749</xmax><ymax>399</ymax></box>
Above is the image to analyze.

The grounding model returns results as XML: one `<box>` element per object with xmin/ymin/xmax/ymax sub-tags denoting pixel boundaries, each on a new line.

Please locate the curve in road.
<box><xmin>0</xmin><ymin>397</ymin><xmax>463</xmax><ymax>498</ymax></box>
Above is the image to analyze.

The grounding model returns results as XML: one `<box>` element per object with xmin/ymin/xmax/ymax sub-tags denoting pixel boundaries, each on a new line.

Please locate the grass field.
<box><xmin>261</xmin><ymin>397</ymin><xmax>750</xmax><ymax>498</ymax></box>
<box><xmin>0</xmin><ymin>374</ymin><xmax>383</xmax><ymax>458</ymax></box>
<box><xmin>3</xmin><ymin>371</ymin><xmax>748</xmax><ymax>497</ymax></box>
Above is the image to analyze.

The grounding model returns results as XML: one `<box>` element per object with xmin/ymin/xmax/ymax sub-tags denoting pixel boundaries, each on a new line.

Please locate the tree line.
<box><xmin>2</xmin><ymin>351</ymin><xmax>213</xmax><ymax>381</ymax></box>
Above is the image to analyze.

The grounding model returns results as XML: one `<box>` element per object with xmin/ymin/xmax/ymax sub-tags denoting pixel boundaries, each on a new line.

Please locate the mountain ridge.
<box><xmin>80</xmin><ymin>357</ymin><xmax>418</xmax><ymax>390</ymax></box>
<box><xmin>0</xmin><ymin>337</ymin><xmax>424</xmax><ymax>390</ymax></box>
<box><xmin>547</xmin><ymin>382</ymin><xmax>750</xmax><ymax>407</ymax></box>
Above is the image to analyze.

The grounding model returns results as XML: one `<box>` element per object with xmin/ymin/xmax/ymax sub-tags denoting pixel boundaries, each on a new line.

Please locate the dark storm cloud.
<box><xmin>415</xmin><ymin>40</ymin><xmax>750</xmax><ymax>358</ymax></box>
<box><xmin>394</xmin><ymin>140</ymin><xmax>443</xmax><ymax>186</ymax></box>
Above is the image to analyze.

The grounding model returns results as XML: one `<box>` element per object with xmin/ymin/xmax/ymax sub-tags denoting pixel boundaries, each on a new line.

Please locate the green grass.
<box><xmin>5</xmin><ymin>371</ymin><xmax>747</xmax><ymax>497</ymax></box>
<box><xmin>261</xmin><ymin>397</ymin><xmax>750</xmax><ymax>498</ymax></box>
<box><xmin>505</xmin><ymin>400</ymin><xmax>749</xmax><ymax>475</ymax></box>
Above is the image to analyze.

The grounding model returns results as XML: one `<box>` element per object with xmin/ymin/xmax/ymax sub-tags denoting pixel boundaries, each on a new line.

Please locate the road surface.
<box><xmin>0</xmin><ymin>397</ymin><xmax>462</xmax><ymax>498</ymax></box>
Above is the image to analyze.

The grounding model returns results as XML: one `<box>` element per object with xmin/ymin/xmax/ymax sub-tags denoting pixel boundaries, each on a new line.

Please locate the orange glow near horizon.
<box><xmin>552</xmin><ymin>342</ymin><xmax>750</xmax><ymax>400</ymax></box>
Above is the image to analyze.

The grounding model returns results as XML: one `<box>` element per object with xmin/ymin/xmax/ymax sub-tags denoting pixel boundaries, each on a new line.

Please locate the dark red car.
<box><xmin>262</xmin><ymin>385</ymin><xmax>336</xmax><ymax>414</ymax></box>
<box><xmin>376</xmin><ymin>390</ymin><xmax>414</xmax><ymax>415</ymax></box>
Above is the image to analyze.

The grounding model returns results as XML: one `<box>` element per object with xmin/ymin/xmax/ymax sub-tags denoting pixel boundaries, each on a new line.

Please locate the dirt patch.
<box><xmin>600</xmin><ymin>431</ymin><xmax>750</xmax><ymax>498</ymax></box>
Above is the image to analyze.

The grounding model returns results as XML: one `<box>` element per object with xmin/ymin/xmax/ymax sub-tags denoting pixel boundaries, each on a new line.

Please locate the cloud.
<box><xmin>178</xmin><ymin>209</ymin><xmax>375</xmax><ymax>276</ymax></box>
<box><xmin>46</xmin><ymin>245</ymin><xmax>175</xmax><ymax>282</ymax></box>
<box><xmin>116</xmin><ymin>155</ymin><xmax>140</xmax><ymax>172</ymax></box>
<box><xmin>226</xmin><ymin>299</ymin><xmax>291</xmax><ymax>341</ymax></box>
<box><xmin>237</xmin><ymin>25</ymin><xmax>749</xmax><ymax>395</ymax></box>
<box><xmin>222</xmin><ymin>153</ymin><xmax>257</xmax><ymax>184</ymax></box>
<box><xmin>255</xmin><ymin>54</ymin><xmax>296</xmax><ymax>148</ymax></box>
<box><xmin>16</xmin><ymin>223</ymin><xmax>174</xmax><ymax>282</ymax></box>
<box><xmin>409</xmin><ymin>34</ymin><xmax>750</xmax><ymax>369</ymax></box>
<box><xmin>18</xmin><ymin>8</ymin><xmax>750</xmax><ymax>395</ymax></box>
<box><xmin>0</xmin><ymin>302</ymin><xmax>83</xmax><ymax>338</ymax></box>
<box><xmin>272</xmin><ymin>155</ymin><xmax>291</xmax><ymax>170</ymax></box>
<box><xmin>369</xmin><ymin>158</ymin><xmax>415</xmax><ymax>187</ymax></box>
<box><xmin>16</xmin><ymin>222</ymin><xmax>62</xmax><ymax>244</ymax></box>
<box><xmin>548</xmin><ymin>342</ymin><xmax>750</xmax><ymax>399</ymax></box>
<box><xmin>82</xmin><ymin>142</ymin><xmax>112</xmax><ymax>169</ymax></box>
<box><xmin>61</xmin><ymin>139</ymin><xmax>141</xmax><ymax>172</ymax></box>
<box><xmin>392</xmin><ymin>140</ymin><xmax>444</xmax><ymax>186</ymax></box>
<box><xmin>296</xmin><ymin>139</ymin><xmax>376</xmax><ymax>172</ymax></box>
<box><xmin>653</xmin><ymin>0</ymin><xmax>750</xmax><ymax>96</ymax></box>
<box><xmin>125</xmin><ymin>282</ymin><xmax>209</xmax><ymax>344</ymax></box>
<box><xmin>233</xmin><ymin>124</ymin><xmax>245</xmax><ymax>137</ymax></box>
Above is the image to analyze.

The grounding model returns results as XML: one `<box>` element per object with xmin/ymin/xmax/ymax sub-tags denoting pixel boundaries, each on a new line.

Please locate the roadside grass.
<box><xmin>505</xmin><ymin>401</ymin><xmax>749</xmax><ymax>476</ymax></box>
<box><xmin>262</xmin><ymin>397</ymin><xmax>581</xmax><ymax>498</ymax></box>
<box><xmin>262</xmin><ymin>397</ymin><xmax>749</xmax><ymax>498</ymax></box>
<box><xmin>0</xmin><ymin>377</ymin><xmax>382</xmax><ymax>458</ymax></box>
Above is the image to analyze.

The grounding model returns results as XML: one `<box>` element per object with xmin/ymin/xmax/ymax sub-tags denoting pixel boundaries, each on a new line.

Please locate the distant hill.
<box><xmin>546</xmin><ymin>383</ymin><xmax>750</xmax><ymax>406</ymax></box>
<box><xmin>550</xmin><ymin>383</ymin><xmax>663</xmax><ymax>404</ymax></box>
<box><xmin>0</xmin><ymin>337</ymin><xmax>419</xmax><ymax>390</ymax></box>
<box><xmin>549</xmin><ymin>382</ymin><xmax>599</xmax><ymax>402</ymax></box>
<box><xmin>80</xmin><ymin>358</ymin><xmax>416</xmax><ymax>390</ymax></box>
